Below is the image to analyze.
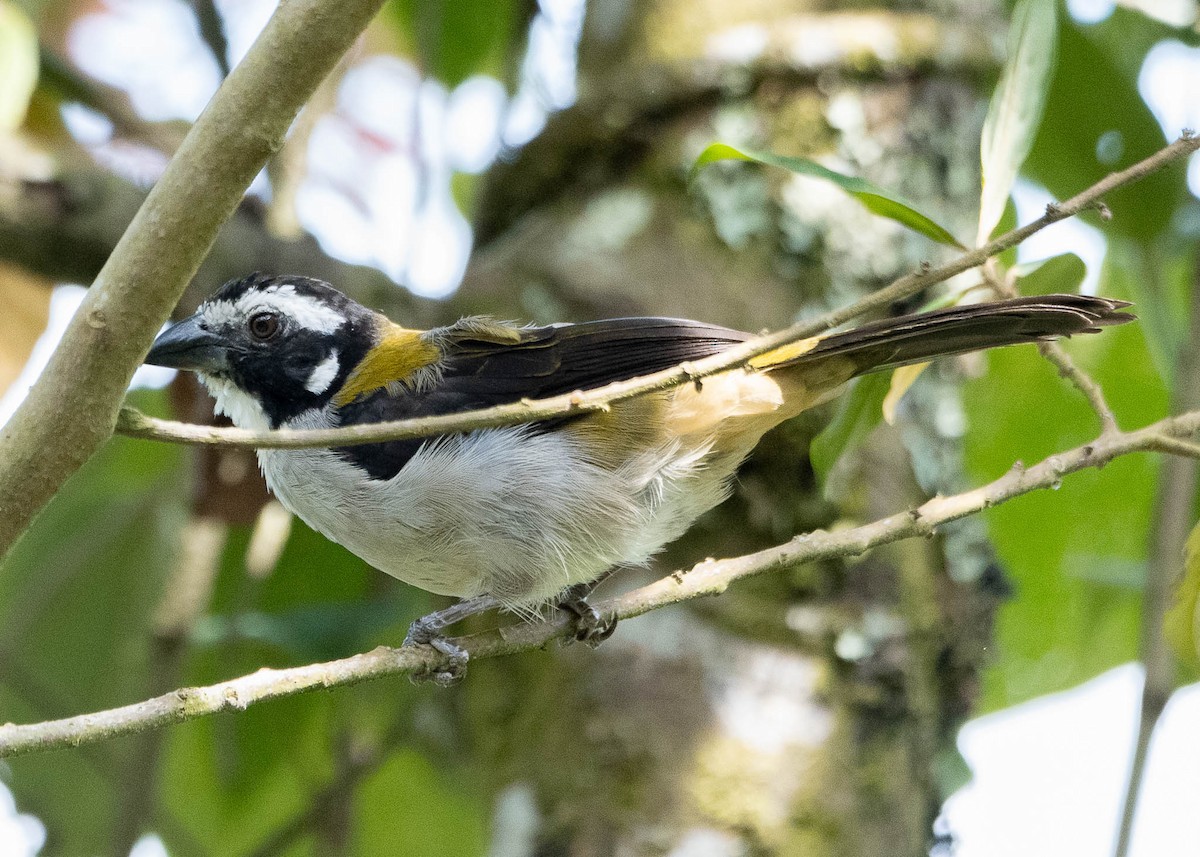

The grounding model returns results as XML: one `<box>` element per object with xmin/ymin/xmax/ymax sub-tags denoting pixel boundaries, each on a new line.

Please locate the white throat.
<box><xmin>200</xmin><ymin>374</ymin><xmax>271</xmax><ymax>431</ymax></box>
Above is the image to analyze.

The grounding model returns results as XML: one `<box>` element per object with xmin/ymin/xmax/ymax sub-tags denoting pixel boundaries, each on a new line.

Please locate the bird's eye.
<box><xmin>248</xmin><ymin>312</ymin><xmax>280</xmax><ymax>341</ymax></box>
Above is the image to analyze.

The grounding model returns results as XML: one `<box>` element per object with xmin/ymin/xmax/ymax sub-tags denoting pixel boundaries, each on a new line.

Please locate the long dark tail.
<box><xmin>787</xmin><ymin>294</ymin><xmax>1133</xmax><ymax>376</ymax></box>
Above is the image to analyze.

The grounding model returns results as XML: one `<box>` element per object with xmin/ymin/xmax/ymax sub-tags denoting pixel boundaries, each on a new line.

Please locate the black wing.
<box><xmin>335</xmin><ymin>317</ymin><xmax>750</xmax><ymax>480</ymax></box>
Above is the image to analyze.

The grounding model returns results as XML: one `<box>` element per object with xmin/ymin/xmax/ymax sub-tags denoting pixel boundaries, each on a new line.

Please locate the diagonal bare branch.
<box><xmin>4</xmin><ymin>408</ymin><xmax>1200</xmax><ymax>758</ymax></box>
<box><xmin>113</xmin><ymin>134</ymin><xmax>1200</xmax><ymax>452</ymax></box>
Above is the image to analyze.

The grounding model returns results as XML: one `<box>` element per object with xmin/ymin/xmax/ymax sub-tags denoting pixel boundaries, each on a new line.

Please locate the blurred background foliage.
<box><xmin>1</xmin><ymin>0</ymin><xmax>1199</xmax><ymax>855</ymax></box>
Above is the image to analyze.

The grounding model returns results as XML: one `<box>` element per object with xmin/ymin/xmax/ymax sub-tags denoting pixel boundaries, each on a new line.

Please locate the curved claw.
<box><xmin>556</xmin><ymin>588</ymin><xmax>618</xmax><ymax>648</ymax></box>
<box><xmin>573</xmin><ymin>608</ymin><xmax>618</xmax><ymax>648</ymax></box>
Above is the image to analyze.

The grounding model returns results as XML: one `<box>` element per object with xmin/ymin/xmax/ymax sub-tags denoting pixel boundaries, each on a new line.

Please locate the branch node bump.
<box><xmin>1045</xmin><ymin>201</ymin><xmax>1062</xmax><ymax>217</ymax></box>
<box><xmin>679</xmin><ymin>361</ymin><xmax>704</xmax><ymax>391</ymax></box>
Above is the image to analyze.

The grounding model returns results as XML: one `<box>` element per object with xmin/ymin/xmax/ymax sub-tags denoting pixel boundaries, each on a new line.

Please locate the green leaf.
<box><xmin>883</xmin><ymin>362</ymin><xmax>928</xmax><ymax>426</ymax></box>
<box><xmin>965</xmin><ymin>282</ymin><xmax>1169</xmax><ymax>711</ymax></box>
<box><xmin>160</xmin><ymin>689</ymin><xmax>341</xmax><ymax>855</ymax></box>
<box><xmin>385</xmin><ymin>0</ymin><xmax>520</xmax><ymax>88</ymax></box>
<box><xmin>1011</xmin><ymin>252</ymin><xmax>1086</xmax><ymax>296</ymax></box>
<box><xmin>1164</xmin><ymin>520</ymin><xmax>1200</xmax><ymax>671</ymax></box>
<box><xmin>158</xmin><ymin>520</ymin><xmax>414</xmax><ymax>854</ymax></box>
<box><xmin>0</xmin><ymin>390</ymin><xmax>186</xmax><ymax>851</ymax></box>
<box><xmin>0</xmin><ymin>1</ymin><xmax>39</xmax><ymax>131</ymax></box>
<box><xmin>692</xmin><ymin>143</ymin><xmax>963</xmax><ymax>247</ymax></box>
<box><xmin>992</xmin><ymin>195</ymin><xmax>1020</xmax><ymax>270</ymax></box>
<box><xmin>353</xmin><ymin>749</ymin><xmax>488</xmax><ymax>856</ymax></box>
<box><xmin>810</xmin><ymin>372</ymin><xmax>892</xmax><ymax>489</ymax></box>
<box><xmin>978</xmin><ymin>0</ymin><xmax>1059</xmax><ymax>245</ymax></box>
<box><xmin>1101</xmin><ymin>237</ymin><xmax>1184</xmax><ymax>389</ymax></box>
<box><xmin>193</xmin><ymin>599</ymin><xmax>408</xmax><ymax>661</ymax></box>
<box><xmin>1025</xmin><ymin>16</ymin><xmax>1177</xmax><ymax>243</ymax></box>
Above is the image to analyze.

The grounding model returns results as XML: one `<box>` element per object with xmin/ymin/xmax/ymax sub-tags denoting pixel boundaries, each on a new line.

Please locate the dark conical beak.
<box><xmin>146</xmin><ymin>315</ymin><xmax>231</xmax><ymax>373</ymax></box>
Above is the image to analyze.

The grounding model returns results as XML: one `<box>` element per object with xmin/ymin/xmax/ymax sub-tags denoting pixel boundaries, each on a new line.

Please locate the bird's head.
<box><xmin>145</xmin><ymin>274</ymin><xmax>386</xmax><ymax>429</ymax></box>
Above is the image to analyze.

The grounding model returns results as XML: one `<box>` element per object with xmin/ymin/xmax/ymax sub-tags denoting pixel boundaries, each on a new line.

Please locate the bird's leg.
<box><xmin>404</xmin><ymin>595</ymin><xmax>500</xmax><ymax>686</ymax></box>
<box><xmin>555</xmin><ymin>575</ymin><xmax>617</xmax><ymax>647</ymax></box>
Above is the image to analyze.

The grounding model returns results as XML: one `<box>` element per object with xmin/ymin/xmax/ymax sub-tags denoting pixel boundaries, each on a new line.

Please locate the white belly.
<box><xmin>257</xmin><ymin>417</ymin><xmax>733</xmax><ymax>612</ymax></box>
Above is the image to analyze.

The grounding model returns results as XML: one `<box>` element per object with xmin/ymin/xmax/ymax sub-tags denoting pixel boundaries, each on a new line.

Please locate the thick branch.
<box><xmin>0</xmin><ymin>170</ymin><xmax>414</xmax><ymax>313</ymax></box>
<box><xmin>479</xmin><ymin>10</ymin><xmax>1003</xmax><ymax>244</ymax></box>
<box><xmin>5</xmin><ymin>409</ymin><xmax>1200</xmax><ymax>757</ymax></box>
<box><xmin>0</xmin><ymin>0</ymin><xmax>390</xmax><ymax>558</ymax></box>
<box><xmin>112</xmin><ymin>134</ymin><xmax>1200</xmax><ymax>452</ymax></box>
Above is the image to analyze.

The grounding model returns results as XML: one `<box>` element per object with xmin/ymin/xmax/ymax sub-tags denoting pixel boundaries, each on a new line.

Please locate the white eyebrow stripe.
<box><xmin>305</xmin><ymin>350</ymin><xmax>340</xmax><ymax>395</ymax></box>
<box><xmin>201</xmin><ymin>285</ymin><xmax>345</xmax><ymax>334</ymax></box>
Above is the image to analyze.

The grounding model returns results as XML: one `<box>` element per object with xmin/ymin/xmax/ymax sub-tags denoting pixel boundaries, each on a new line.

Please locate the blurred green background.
<box><xmin>1</xmin><ymin>0</ymin><xmax>1199</xmax><ymax>855</ymax></box>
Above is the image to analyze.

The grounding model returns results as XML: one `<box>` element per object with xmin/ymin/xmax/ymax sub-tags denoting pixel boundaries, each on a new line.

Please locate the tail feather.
<box><xmin>781</xmin><ymin>294</ymin><xmax>1134</xmax><ymax>376</ymax></box>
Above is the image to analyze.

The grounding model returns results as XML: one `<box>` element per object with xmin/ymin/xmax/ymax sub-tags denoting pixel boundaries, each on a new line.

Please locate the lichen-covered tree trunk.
<box><xmin>456</xmin><ymin>1</ymin><xmax>1005</xmax><ymax>854</ymax></box>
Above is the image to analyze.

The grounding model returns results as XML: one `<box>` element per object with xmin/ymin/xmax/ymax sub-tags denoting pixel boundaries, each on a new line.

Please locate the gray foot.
<box><xmin>403</xmin><ymin>595</ymin><xmax>500</xmax><ymax>685</ymax></box>
<box><xmin>556</xmin><ymin>583</ymin><xmax>617</xmax><ymax>647</ymax></box>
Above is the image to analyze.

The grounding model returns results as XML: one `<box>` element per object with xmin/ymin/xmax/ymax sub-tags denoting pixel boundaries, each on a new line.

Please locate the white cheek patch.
<box><xmin>201</xmin><ymin>286</ymin><xmax>345</xmax><ymax>334</ymax></box>
<box><xmin>305</xmin><ymin>350</ymin><xmax>340</xmax><ymax>395</ymax></box>
<box><xmin>200</xmin><ymin>374</ymin><xmax>271</xmax><ymax>431</ymax></box>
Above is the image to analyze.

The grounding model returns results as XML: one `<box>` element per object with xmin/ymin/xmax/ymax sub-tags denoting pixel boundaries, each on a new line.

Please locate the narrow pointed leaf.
<box><xmin>0</xmin><ymin>1</ymin><xmax>38</xmax><ymax>131</ymax></box>
<box><xmin>694</xmin><ymin>143</ymin><xmax>963</xmax><ymax>247</ymax></box>
<box><xmin>977</xmin><ymin>0</ymin><xmax>1059</xmax><ymax>245</ymax></box>
<box><xmin>810</xmin><ymin>372</ymin><xmax>891</xmax><ymax>489</ymax></box>
<box><xmin>883</xmin><ymin>362</ymin><xmax>930</xmax><ymax>425</ymax></box>
<box><xmin>1164</xmin><ymin>520</ymin><xmax>1200</xmax><ymax>671</ymax></box>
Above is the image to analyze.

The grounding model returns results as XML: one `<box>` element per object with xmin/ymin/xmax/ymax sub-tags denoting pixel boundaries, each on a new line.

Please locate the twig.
<box><xmin>1036</xmin><ymin>340</ymin><xmax>1120</xmax><ymax>434</ymax></box>
<box><xmin>188</xmin><ymin>0</ymin><xmax>231</xmax><ymax>78</ymax></box>
<box><xmin>1113</xmin><ymin>259</ymin><xmax>1200</xmax><ymax>857</ymax></box>
<box><xmin>112</xmin><ymin>134</ymin><xmax>1200</xmax><ymax>451</ymax></box>
<box><xmin>1145</xmin><ymin>435</ymin><xmax>1200</xmax><ymax>460</ymax></box>
<box><xmin>986</xmin><ymin>259</ymin><xmax>1119</xmax><ymax>435</ymax></box>
<box><xmin>0</xmin><ymin>0</ymin><xmax>391</xmax><ymax>559</ymax></box>
<box><xmin>5</xmin><ymin>408</ymin><xmax>1200</xmax><ymax>757</ymax></box>
<box><xmin>245</xmin><ymin>718</ymin><xmax>406</xmax><ymax>857</ymax></box>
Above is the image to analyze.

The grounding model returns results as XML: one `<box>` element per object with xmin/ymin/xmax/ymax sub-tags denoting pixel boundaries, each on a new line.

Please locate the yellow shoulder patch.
<box><xmin>333</xmin><ymin>321</ymin><xmax>439</xmax><ymax>406</ymax></box>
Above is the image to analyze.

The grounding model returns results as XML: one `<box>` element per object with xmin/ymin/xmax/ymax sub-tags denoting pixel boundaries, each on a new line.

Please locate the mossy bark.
<box><xmin>458</xmin><ymin>1</ymin><xmax>1005</xmax><ymax>854</ymax></box>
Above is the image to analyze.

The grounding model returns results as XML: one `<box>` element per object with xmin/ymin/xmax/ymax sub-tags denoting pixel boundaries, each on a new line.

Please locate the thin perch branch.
<box><xmin>113</xmin><ymin>133</ymin><xmax>1200</xmax><ymax>451</ymax></box>
<box><xmin>4</xmin><ymin>408</ymin><xmax>1200</xmax><ymax>758</ymax></box>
